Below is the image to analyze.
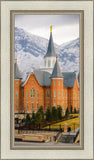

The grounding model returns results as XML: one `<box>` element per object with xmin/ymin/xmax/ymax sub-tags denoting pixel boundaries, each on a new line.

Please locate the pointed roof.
<box><xmin>14</xmin><ymin>62</ymin><xmax>22</xmax><ymax>79</ymax></box>
<box><xmin>44</xmin><ymin>26</ymin><xmax>57</xmax><ymax>57</ymax></box>
<box><xmin>51</xmin><ymin>57</ymin><xmax>63</xmax><ymax>78</ymax></box>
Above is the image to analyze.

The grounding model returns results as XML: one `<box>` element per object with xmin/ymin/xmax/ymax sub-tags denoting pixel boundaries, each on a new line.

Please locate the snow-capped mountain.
<box><xmin>15</xmin><ymin>27</ymin><xmax>79</xmax><ymax>78</ymax></box>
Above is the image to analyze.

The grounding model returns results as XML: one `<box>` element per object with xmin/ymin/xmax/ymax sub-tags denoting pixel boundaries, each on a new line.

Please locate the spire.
<box><xmin>51</xmin><ymin>57</ymin><xmax>63</xmax><ymax>78</ymax></box>
<box><xmin>44</xmin><ymin>26</ymin><xmax>57</xmax><ymax>57</ymax></box>
<box><xmin>50</xmin><ymin>25</ymin><xmax>53</xmax><ymax>33</ymax></box>
<box><xmin>14</xmin><ymin>58</ymin><xmax>22</xmax><ymax>79</ymax></box>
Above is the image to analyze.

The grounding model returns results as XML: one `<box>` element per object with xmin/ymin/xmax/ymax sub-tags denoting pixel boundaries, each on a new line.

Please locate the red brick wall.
<box><xmin>22</xmin><ymin>74</ymin><xmax>44</xmax><ymax>113</ymax></box>
<box><xmin>68</xmin><ymin>76</ymin><xmax>79</xmax><ymax>112</ymax></box>
<box><xmin>14</xmin><ymin>79</ymin><xmax>21</xmax><ymax>113</ymax></box>
<box><xmin>44</xmin><ymin>87</ymin><xmax>51</xmax><ymax>111</ymax></box>
<box><xmin>51</xmin><ymin>78</ymin><xmax>68</xmax><ymax>111</ymax></box>
<box><xmin>14</xmin><ymin>75</ymin><xmax>79</xmax><ymax>114</ymax></box>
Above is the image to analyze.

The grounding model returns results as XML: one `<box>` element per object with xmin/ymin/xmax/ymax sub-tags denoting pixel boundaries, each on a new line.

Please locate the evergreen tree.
<box><xmin>25</xmin><ymin>113</ymin><xmax>31</xmax><ymax>125</ymax></box>
<box><xmin>38</xmin><ymin>106</ymin><xmax>44</xmax><ymax>119</ymax></box>
<box><xmin>70</xmin><ymin>105</ymin><xmax>73</xmax><ymax>113</ymax></box>
<box><xmin>46</xmin><ymin>107</ymin><xmax>52</xmax><ymax>122</ymax></box>
<box><xmin>74</xmin><ymin>107</ymin><xmax>76</xmax><ymax>113</ymax></box>
<box><xmin>57</xmin><ymin>106</ymin><xmax>62</xmax><ymax>120</ymax></box>
<box><xmin>52</xmin><ymin>107</ymin><xmax>58</xmax><ymax>121</ymax></box>
<box><xmin>32</xmin><ymin>111</ymin><xmax>35</xmax><ymax>120</ymax></box>
<box><xmin>65</xmin><ymin>107</ymin><xmax>69</xmax><ymax>118</ymax></box>
<box><xmin>35</xmin><ymin>111</ymin><xmax>42</xmax><ymax>124</ymax></box>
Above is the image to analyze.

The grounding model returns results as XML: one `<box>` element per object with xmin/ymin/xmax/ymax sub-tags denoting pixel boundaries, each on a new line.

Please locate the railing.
<box><xmin>17</xmin><ymin>123</ymin><xmax>79</xmax><ymax>133</ymax></box>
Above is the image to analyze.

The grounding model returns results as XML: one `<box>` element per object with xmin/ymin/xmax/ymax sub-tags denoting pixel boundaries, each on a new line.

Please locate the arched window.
<box><xmin>54</xmin><ymin>80</ymin><xmax>56</xmax><ymax>85</ymax></box>
<box><xmin>53</xmin><ymin>60</ymin><xmax>55</xmax><ymax>67</ymax></box>
<box><xmin>54</xmin><ymin>90</ymin><xmax>56</xmax><ymax>97</ymax></box>
<box><xmin>54</xmin><ymin>102</ymin><xmax>56</xmax><ymax>107</ymax></box>
<box><xmin>47</xmin><ymin>90</ymin><xmax>50</xmax><ymax>97</ymax></box>
<box><xmin>48</xmin><ymin>60</ymin><xmax>50</xmax><ymax>67</ymax></box>
<box><xmin>30</xmin><ymin>88</ymin><xmax>35</xmax><ymax>97</ymax></box>
<box><xmin>63</xmin><ymin>91</ymin><xmax>64</xmax><ymax>97</ymax></box>
<box><xmin>16</xmin><ymin>91</ymin><xmax>18</xmax><ymax>97</ymax></box>
<box><xmin>58</xmin><ymin>90</ymin><xmax>60</xmax><ymax>98</ymax></box>
<box><xmin>47</xmin><ymin>102</ymin><xmax>49</xmax><ymax>108</ymax></box>
<box><xmin>59</xmin><ymin>81</ymin><xmax>60</xmax><ymax>86</ymax></box>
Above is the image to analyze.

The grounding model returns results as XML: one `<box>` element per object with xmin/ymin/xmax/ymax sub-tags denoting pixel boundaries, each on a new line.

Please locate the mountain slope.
<box><xmin>15</xmin><ymin>27</ymin><xmax>79</xmax><ymax>77</ymax></box>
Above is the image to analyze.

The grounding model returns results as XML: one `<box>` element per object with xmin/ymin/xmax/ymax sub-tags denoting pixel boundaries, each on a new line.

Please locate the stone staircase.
<box><xmin>58</xmin><ymin>129</ymin><xmax>80</xmax><ymax>143</ymax></box>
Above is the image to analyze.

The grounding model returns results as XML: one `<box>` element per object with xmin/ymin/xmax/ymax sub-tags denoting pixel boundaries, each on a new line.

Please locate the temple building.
<box><xmin>14</xmin><ymin>26</ymin><xmax>79</xmax><ymax>114</ymax></box>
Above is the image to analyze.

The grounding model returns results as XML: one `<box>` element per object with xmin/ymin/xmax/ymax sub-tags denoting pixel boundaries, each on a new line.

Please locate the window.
<box><xmin>36</xmin><ymin>102</ymin><xmax>39</xmax><ymax>109</ymax></box>
<box><xmin>63</xmin><ymin>91</ymin><xmax>64</xmax><ymax>97</ymax></box>
<box><xmin>26</xmin><ymin>102</ymin><xmax>28</xmax><ymax>109</ymax></box>
<box><xmin>22</xmin><ymin>91</ymin><xmax>24</xmax><ymax>97</ymax></box>
<box><xmin>54</xmin><ymin>90</ymin><xmax>56</xmax><ymax>97</ymax></box>
<box><xmin>16</xmin><ymin>102</ymin><xmax>18</xmax><ymax>109</ymax></box>
<box><xmin>54</xmin><ymin>102</ymin><xmax>56</xmax><ymax>107</ymax></box>
<box><xmin>54</xmin><ymin>80</ymin><xmax>56</xmax><ymax>85</ymax></box>
<box><xmin>47</xmin><ymin>102</ymin><xmax>49</xmax><ymax>108</ymax></box>
<box><xmin>53</xmin><ymin>60</ymin><xmax>55</xmax><ymax>67</ymax></box>
<box><xmin>47</xmin><ymin>90</ymin><xmax>50</xmax><ymax>97</ymax></box>
<box><xmin>16</xmin><ymin>81</ymin><xmax>18</xmax><ymax>86</ymax></box>
<box><xmin>31</xmin><ymin>102</ymin><xmax>34</xmax><ymax>109</ymax></box>
<box><xmin>16</xmin><ymin>91</ymin><xmax>18</xmax><ymax>97</ymax></box>
<box><xmin>58</xmin><ymin>90</ymin><xmax>60</xmax><ymax>98</ymax></box>
<box><xmin>27</xmin><ymin>91</ymin><xmax>29</xmax><ymax>97</ymax></box>
<box><xmin>30</xmin><ymin>88</ymin><xmax>35</xmax><ymax>97</ymax></box>
<box><xmin>48</xmin><ymin>60</ymin><xmax>50</xmax><ymax>67</ymax></box>
<box><xmin>59</xmin><ymin>81</ymin><xmax>60</xmax><ymax>86</ymax></box>
<box><xmin>37</xmin><ymin>91</ymin><xmax>39</xmax><ymax>97</ymax></box>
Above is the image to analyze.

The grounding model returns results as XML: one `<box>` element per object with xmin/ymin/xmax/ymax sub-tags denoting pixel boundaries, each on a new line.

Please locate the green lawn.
<box><xmin>44</xmin><ymin>117</ymin><xmax>79</xmax><ymax>131</ymax></box>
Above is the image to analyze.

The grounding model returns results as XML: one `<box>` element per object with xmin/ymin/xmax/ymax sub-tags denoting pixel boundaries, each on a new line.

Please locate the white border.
<box><xmin>1</xmin><ymin>1</ymin><xmax>93</xmax><ymax>159</ymax></box>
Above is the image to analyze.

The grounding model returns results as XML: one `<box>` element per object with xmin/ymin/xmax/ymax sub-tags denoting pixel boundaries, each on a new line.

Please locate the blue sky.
<box><xmin>15</xmin><ymin>15</ymin><xmax>79</xmax><ymax>45</ymax></box>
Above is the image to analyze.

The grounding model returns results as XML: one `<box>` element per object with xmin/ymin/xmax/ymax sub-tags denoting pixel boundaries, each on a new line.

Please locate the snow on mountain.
<box><xmin>15</xmin><ymin>27</ymin><xmax>79</xmax><ymax>77</ymax></box>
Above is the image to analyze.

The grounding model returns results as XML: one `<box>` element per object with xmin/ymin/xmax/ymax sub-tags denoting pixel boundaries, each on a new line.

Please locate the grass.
<box><xmin>69</xmin><ymin>114</ymin><xmax>79</xmax><ymax>117</ymax></box>
<box><xmin>44</xmin><ymin>117</ymin><xmax>79</xmax><ymax>131</ymax></box>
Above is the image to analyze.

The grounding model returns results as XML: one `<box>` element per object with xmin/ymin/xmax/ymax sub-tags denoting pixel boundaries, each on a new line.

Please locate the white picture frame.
<box><xmin>0</xmin><ymin>0</ymin><xmax>93</xmax><ymax>159</ymax></box>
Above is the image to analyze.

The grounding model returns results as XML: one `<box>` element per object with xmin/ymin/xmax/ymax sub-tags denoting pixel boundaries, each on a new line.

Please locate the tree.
<box><xmin>38</xmin><ymin>106</ymin><xmax>44</xmax><ymax>120</ymax></box>
<box><xmin>74</xmin><ymin>108</ymin><xmax>76</xmax><ymax>113</ymax></box>
<box><xmin>35</xmin><ymin>111</ymin><xmax>42</xmax><ymax>124</ymax></box>
<box><xmin>65</xmin><ymin>107</ymin><xmax>69</xmax><ymax>118</ymax></box>
<box><xmin>46</xmin><ymin>107</ymin><xmax>52</xmax><ymax>122</ymax></box>
<box><xmin>52</xmin><ymin>107</ymin><xmax>58</xmax><ymax>121</ymax></box>
<box><xmin>25</xmin><ymin>113</ymin><xmax>31</xmax><ymax>125</ymax></box>
<box><xmin>32</xmin><ymin>111</ymin><xmax>35</xmax><ymax>120</ymax></box>
<box><xmin>70</xmin><ymin>105</ymin><xmax>73</xmax><ymax>113</ymax></box>
<box><xmin>57</xmin><ymin>106</ymin><xmax>62</xmax><ymax>120</ymax></box>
